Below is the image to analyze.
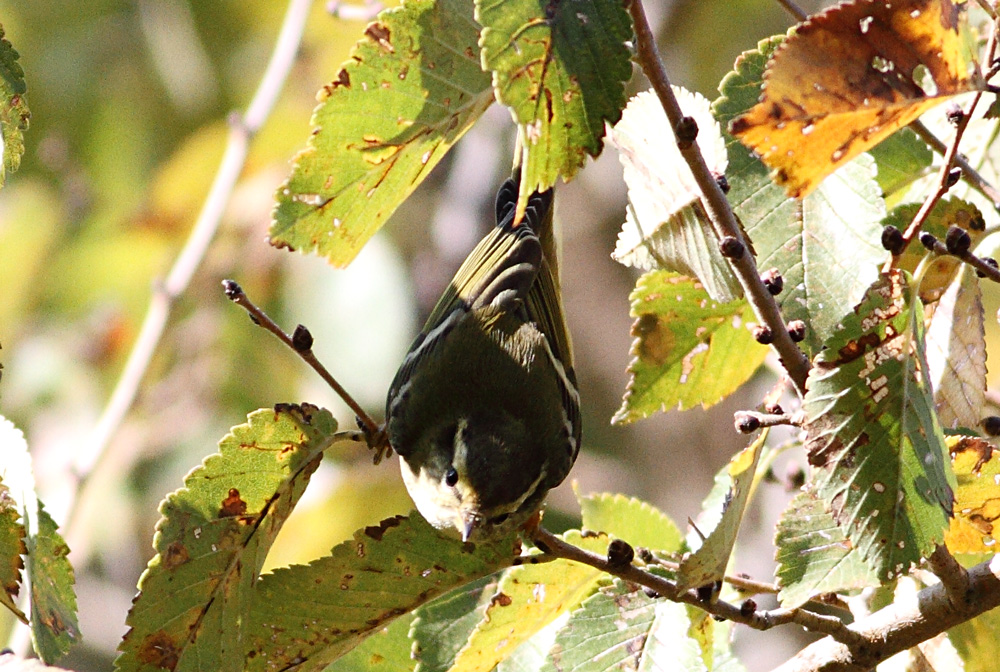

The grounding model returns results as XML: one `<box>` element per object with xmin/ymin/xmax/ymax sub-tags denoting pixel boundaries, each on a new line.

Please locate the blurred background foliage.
<box><xmin>0</xmin><ymin>0</ymin><xmax>916</xmax><ymax>670</ymax></box>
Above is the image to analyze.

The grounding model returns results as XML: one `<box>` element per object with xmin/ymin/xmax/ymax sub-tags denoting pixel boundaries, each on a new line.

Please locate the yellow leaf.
<box><xmin>945</xmin><ymin>436</ymin><xmax>1000</xmax><ymax>554</ymax></box>
<box><xmin>731</xmin><ymin>0</ymin><xmax>981</xmax><ymax>198</ymax></box>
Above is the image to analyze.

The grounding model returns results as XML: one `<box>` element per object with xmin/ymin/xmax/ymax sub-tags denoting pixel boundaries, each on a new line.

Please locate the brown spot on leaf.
<box><xmin>491</xmin><ymin>592</ymin><xmax>513</xmax><ymax>607</ymax></box>
<box><xmin>138</xmin><ymin>631</ymin><xmax>181</xmax><ymax>671</ymax></box>
<box><xmin>333</xmin><ymin>68</ymin><xmax>351</xmax><ymax>89</ymax></box>
<box><xmin>163</xmin><ymin>541</ymin><xmax>190</xmax><ymax>569</ymax></box>
<box><xmin>220</xmin><ymin>489</ymin><xmax>248</xmax><ymax>518</ymax></box>
<box><xmin>365</xmin><ymin>23</ymin><xmax>393</xmax><ymax>53</ymax></box>
<box><xmin>363</xmin><ymin>515</ymin><xmax>404</xmax><ymax>541</ymax></box>
<box><xmin>950</xmin><ymin>436</ymin><xmax>993</xmax><ymax>473</ymax></box>
<box><xmin>634</xmin><ymin>313</ymin><xmax>671</xmax><ymax>366</ymax></box>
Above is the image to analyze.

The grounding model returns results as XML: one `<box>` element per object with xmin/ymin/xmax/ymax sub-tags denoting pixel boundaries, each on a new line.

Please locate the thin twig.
<box><xmin>888</xmin><ymin>25</ymin><xmax>999</xmax><ymax>265</ymax></box>
<box><xmin>627</xmin><ymin>0</ymin><xmax>812</xmax><ymax>395</ymax></box>
<box><xmin>774</xmin><ymin>0</ymin><xmax>809</xmax><ymax>22</ymax></box>
<box><xmin>530</xmin><ymin>527</ymin><xmax>863</xmax><ymax>646</ymax></box>
<box><xmin>222</xmin><ymin>280</ymin><xmax>390</xmax><ymax>462</ymax></box>
<box><xmin>62</xmin><ymin>0</ymin><xmax>315</xmax><ymax>537</ymax></box>
<box><xmin>909</xmin><ymin>120</ymin><xmax>1000</xmax><ymax>208</ymax></box>
<box><xmin>646</xmin><ymin>553</ymin><xmax>850</xmax><ymax>611</ymax></box>
<box><xmin>916</xmin><ymin>230</ymin><xmax>1000</xmax><ymax>283</ymax></box>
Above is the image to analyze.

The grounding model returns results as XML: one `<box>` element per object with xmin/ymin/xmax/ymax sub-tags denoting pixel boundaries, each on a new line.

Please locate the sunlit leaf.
<box><xmin>614</xmin><ymin>272</ymin><xmax>767</xmax><ymax>423</ymax></box>
<box><xmin>925</xmin><ymin>267</ymin><xmax>986</xmax><ymax>430</ymax></box>
<box><xmin>0</xmin><ymin>24</ymin><xmax>29</xmax><ymax>188</ymax></box>
<box><xmin>410</xmin><ymin>576</ymin><xmax>496</xmax><ymax>672</ymax></box>
<box><xmin>731</xmin><ymin>0</ymin><xmax>981</xmax><ymax>197</ymax></box>
<box><xmin>578</xmin><ymin>491</ymin><xmax>684</xmax><ymax>553</ymax></box>
<box><xmin>677</xmin><ymin>432</ymin><xmax>766</xmax><ymax>592</ymax></box>
<box><xmin>803</xmin><ymin>271</ymin><xmax>955</xmax><ymax>581</ymax></box>
<box><xmin>774</xmin><ymin>491</ymin><xmax>879</xmax><ymax>608</ymax></box>
<box><xmin>271</xmin><ymin>0</ymin><xmax>493</xmax><ymax>267</ymax></box>
<box><xmin>541</xmin><ymin>580</ymin><xmax>708</xmax><ymax>672</ymax></box>
<box><xmin>117</xmin><ymin>404</ymin><xmax>337</xmax><ymax>672</ymax></box>
<box><xmin>476</xmin><ymin>0</ymin><xmax>631</xmax><ymax>217</ymax></box>
<box><xmin>0</xmin><ymin>480</ymin><xmax>26</xmax><ymax>623</ymax></box>
<box><xmin>944</xmin><ymin>436</ymin><xmax>1000</xmax><ymax>554</ymax></box>
<box><xmin>949</xmin><ymin>606</ymin><xmax>1000</xmax><ymax>672</ymax></box>
<box><xmin>450</xmin><ymin>531</ymin><xmax>608</xmax><ymax>672</ymax></box>
<box><xmin>714</xmin><ymin>38</ymin><xmax>888</xmax><ymax>355</ymax></box>
<box><xmin>610</xmin><ymin>88</ymin><xmax>740</xmax><ymax>302</ymax></box>
<box><xmin>324</xmin><ymin>615</ymin><xmax>416</xmax><ymax>672</ymax></box>
<box><xmin>244</xmin><ymin>514</ymin><xmax>519</xmax><ymax>672</ymax></box>
<box><xmin>26</xmin><ymin>504</ymin><xmax>78</xmax><ymax>664</ymax></box>
<box><xmin>867</xmin><ymin>127</ymin><xmax>933</xmax><ymax>200</ymax></box>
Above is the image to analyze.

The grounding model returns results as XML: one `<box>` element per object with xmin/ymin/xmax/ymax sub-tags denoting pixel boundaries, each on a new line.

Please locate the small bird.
<box><xmin>385</xmin><ymin>175</ymin><xmax>581</xmax><ymax>542</ymax></box>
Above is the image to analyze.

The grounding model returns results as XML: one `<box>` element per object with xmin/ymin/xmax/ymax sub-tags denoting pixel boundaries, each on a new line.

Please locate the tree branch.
<box><xmin>61</xmin><ymin>0</ymin><xmax>314</xmax><ymax>549</ymax></box>
<box><xmin>771</xmin><ymin>555</ymin><xmax>1000</xmax><ymax>672</ymax></box>
<box><xmin>627</xmin><ymin>0</ymin><xmax>812</xmax><ymax>395</ymax></box>
<box><xmin>530</xmin><ymin>527</ymin><xmax>863</xmax><ymax>646</ymax></box>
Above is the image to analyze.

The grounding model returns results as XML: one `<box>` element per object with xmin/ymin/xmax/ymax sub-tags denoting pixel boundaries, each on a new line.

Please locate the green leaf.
<box><xmin>451</xmin><ymin>531</ymin><xmax>608</xmax><ymax>672</ymax></box>
<box><xmin>925</xmin><ymin>266</ymin><xmax>986</xmax><ymax>430</ymax></box>
<box><xmin>410</xmin><ymin>576</ymin><xmax>497</xmax><ymax>672</ymax></box>
<box><xmin>611</xmin><ymin>88</ymin><xmax>741</xmax><ymax>303</ymax></box>
<box><xmin>0</xmin><ymin>24</ymin><xmax>29</xmax><ymax>188</ymax></box>
<box><xmin>677</xmin><ymin>432</ymin><xmax>766</xmax><ymax>592</ymax></box>
<box><xmin>544</xmin><ymin>580</ymin><xmax>708</xmax><ymax>672</ymax></box>
<box><xmin>116</xmin><ymin>404</ymin><xmax>337</xmax><ymax>672</ymax></box>
<box><xmin>578</xmin><ymin>492</ymin><xmax>684</xmax><ymax>553</ymax></box>
<box><xmin>713</xmin><ymin>37</ymin><xmax>888</xmax><ymax>355</ymax></box>
<box><xmin>244</xmin><ymin>514</ymin><xmax>519</xmax><ymax>672</ymax></box>
<box><xmin>325</xmin><ymin>613</ymin><xmax>416</xmax><ymax>672</ymax></box>
<box><xmin>949</xmin><ymin>606</ymin><xmax>1000</xmax><ymax>672</ymax></box>
<box><xmin>614</xmin><ymin>272</ymin><xmax>767</xmax><ymax>423</ymax></box>
<box><xmin>271</xmin><ymin>0</ymin><xmax>493</xmax><ymax>267</ymax></box>
<box><xmin>803</xmin><ymin>272</ymin><xmax>955</xmax><ymax>581</ymax></box>
<box><xmin>476</xmin><ymin>0</ymin><xmax>631</xmax><ymax>211</ymax></box>
<box><xmin>774</xmin><ymin>491</ymin><xmax>879</xmax><ymax>608</ymax></box>
<box><xmin>26</xmin><ymin>503</ymin><xmax>79</xmax><ymax>663</ymax></box>
<box><xmin>0</xmin><ymin>480</ymin><xmax>26</xmax><ymax>623</ymax></box>
<box><xmin>867</xmin><ymin>127</ymin><xmax>933</xmax><ymax>201</ymax></box>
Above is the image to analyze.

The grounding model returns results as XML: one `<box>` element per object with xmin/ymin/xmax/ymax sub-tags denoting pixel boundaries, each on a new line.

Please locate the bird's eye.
<box><xmin>444</xmin><ymin>467</ymin><xmax>459</xmax><ymax>487</ymax></box>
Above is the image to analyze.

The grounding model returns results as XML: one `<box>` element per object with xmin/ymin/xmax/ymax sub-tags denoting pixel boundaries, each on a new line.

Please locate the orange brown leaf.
<box><xmin>731</xmin><ymin>0</ymin><xmax>981</xmax><ymax>197</ymax></box>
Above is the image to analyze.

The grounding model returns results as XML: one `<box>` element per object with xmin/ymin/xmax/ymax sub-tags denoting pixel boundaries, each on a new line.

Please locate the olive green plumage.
<box><xmin>385</xmin><ymin>176</ymin><xmax>580</xmax><ymax>541</ymax></box>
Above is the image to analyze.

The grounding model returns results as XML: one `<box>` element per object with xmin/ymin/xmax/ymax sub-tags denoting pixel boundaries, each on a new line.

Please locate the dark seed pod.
<box><xmin>720</xmin><ymin>236</ymin><xmax>745</xmax><ymax>259</ymax></box>
<box><xmin>761</xmin><ymin>268</ymin><xmax>784</xmax><ymax>295</ymax></box>
<box><xmin>735</xmin><ymin>412</ymin><xmax>761</xmax><ymax>433</ymax></box>
<box><xmin>787</xmin><ymin>320</ymin><xmax>807</xmax><ymax>343</ymax></box>
<box><xmin>752</xmin><ymin>324</ymin><xmax>774</xmax><ymax>344</ymax></box>
<box><xmin>740</xmin><ymin>599</ymin><xmax>757</xmax><ymax>617</ymax></box>
<box><xmin>982</xmin><ymin>416</ymin><xmax>1000</xmax><ymax>436</ymax></box>
<box><xmin>880</xmin><ymin>225</ymin><xmax>905</xmax><ymax>255</ymax></box>
<box><xmin>715</xmin><ymin>173</ymin><xmax>731</xmax><ymax>194</ymax></box>
<box><xmin>976</xmin><ymin>257</ymin><xmax>999</xmax><ymax>278</ymax></box>
<box><xmin>946</xmin><ymin>167</ymin><xmax>962</xmax><ymax>188</ymax></box>
<box><xmin>945</xmin><ymin>225</ymin><xmax>971</xmax><ymax>255</ymax></box>
<box><xmin>675</xmin><ymin>116</ymin><xmax>699</xmax><ymax>147</ymax></box>
<box><xmin>292</xmin><ymin>324</ymin><xmax>314</xmax><ymax>352</ymax></box>
<box><xmin>919</xmin><ymin>232</ymin><xmax>938</xmax><ymax>251</ymax></box>
<box><xmin>607</xmin><ymin>539</ymin><xmax>635</xmax><ymax>568</ymax></box>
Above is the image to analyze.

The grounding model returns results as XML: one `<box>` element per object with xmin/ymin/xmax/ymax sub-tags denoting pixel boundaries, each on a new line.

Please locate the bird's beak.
<box><xmin>460</xmin><ymin>512</ymin><xmax>479</xmax><ymax>542</ymax></box>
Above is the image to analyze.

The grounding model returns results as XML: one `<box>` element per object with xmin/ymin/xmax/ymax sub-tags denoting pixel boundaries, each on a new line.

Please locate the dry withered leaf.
<box><xmin>731</xmin><ymin>0</ymin><xmax>981</xmax><ymax>198</ymax></box>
